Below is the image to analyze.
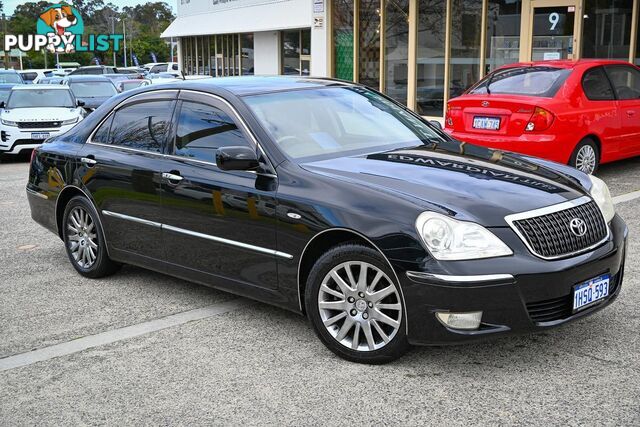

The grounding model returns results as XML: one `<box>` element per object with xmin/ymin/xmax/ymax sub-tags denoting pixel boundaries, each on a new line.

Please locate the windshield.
<box><xmin>0</xmin><ymin>73</ymin><xmax>23</xmax><ymax>84</ymax></box>
<box><xmin>468</xmin><ymin>66</ymin><xmax>572</xmax><ymax>97</ymax></box>
<box><xmin>69</xmin><ymin>81</ymin><xmax>117</xmax><ymax>98</ymax></box>
<box><xmin>244</xmin><ymin>87</ymin><xmax>442</xmax><ymax>160</ymax></box>
<box><xmin>6</xmin><ymin>89</ymin><xmax>75</xmax><ymax>108</ymax></box>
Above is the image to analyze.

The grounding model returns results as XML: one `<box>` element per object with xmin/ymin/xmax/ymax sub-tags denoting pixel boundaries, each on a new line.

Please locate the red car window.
<box><xmin>582</xmin><ymin>67</ymin><xmax>615</xmax><ymax>101</ymax></box>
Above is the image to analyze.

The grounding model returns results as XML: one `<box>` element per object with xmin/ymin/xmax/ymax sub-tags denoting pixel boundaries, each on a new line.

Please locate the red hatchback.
<box><xmin>444</xmin><ymin>60</ymin><xmax>640</xmax><ymax>174</ymax></box>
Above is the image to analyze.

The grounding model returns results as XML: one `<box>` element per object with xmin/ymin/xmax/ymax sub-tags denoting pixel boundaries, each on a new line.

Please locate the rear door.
<box><xmin>605</xmin><ymin>64</ymin><xmax>640</xmax><ymax>155</ymax></box>
<box><xmin>159</xmin><ymin>91</ymin><xmax>280</xmax><ymax>290</ymax></box>
<box><xmin>79</xmin><ymin>90</ymin><xmax>178</xmax><ymax>262</ymax></box>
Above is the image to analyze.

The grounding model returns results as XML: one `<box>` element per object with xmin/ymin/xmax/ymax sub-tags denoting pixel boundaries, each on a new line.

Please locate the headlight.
<box><xmin>416</xmin><ymin>211</ymin><xmax>513</xmax><ymax>261</ymax></box>
<box><xmin>61</xmin><ymin>117</ymin><xmax>79</xmax><ymax>125</ymax></box>
<box><xmin>588</xmin><ymin>175</ymin><xmax>615</xmax><ymax>223</ymax></box>
<box><xmin>1</xmin><ymin>118</ymin><xmax>17</xmax><ymax>126</ymax></box>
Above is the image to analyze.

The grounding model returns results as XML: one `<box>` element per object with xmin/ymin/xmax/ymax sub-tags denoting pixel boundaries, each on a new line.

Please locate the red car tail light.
<box><xmin>445</xmin><ymin>103</ymin><xmax>460</xmax><ymax>128</ymax></box>
<box><xmin>525</xmin><ymin>107</ymin><xmax>554</xmax><ymax>132</ymax></box>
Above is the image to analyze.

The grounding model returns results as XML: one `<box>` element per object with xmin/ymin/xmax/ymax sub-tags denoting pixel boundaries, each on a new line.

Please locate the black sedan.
<box><xmin>26</xmin><ymin>77</ymin><xmax>627</xmax><ymax>363</ymax></box>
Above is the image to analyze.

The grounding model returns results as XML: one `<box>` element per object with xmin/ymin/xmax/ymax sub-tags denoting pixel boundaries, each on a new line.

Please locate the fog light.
<box><xmin>436</xmin><ymin>311</ymin><xmax>482</xmax><ymax>330</ymax></box>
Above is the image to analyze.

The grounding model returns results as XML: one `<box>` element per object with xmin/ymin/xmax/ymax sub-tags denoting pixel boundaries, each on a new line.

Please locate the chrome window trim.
<box><xmin>84</xmin><ymin>88</ymin><xmax>277</xmax><ymax>177</ymax></box>
<box><xmin>296</xmin><ymin>227</ymin><xmax>409</xmax><ymax>334</ymax></box>
<box><xmin>101</xmin><ymin>210</ymin><xmax>292</xmax><ymax>259</ymax></box>
<box><xmin>406</xmin><ymin>272</ymin><xmax>514</xmax><ymax>283</ymax></box>
<box><xmin>504</xmin><ymin>196</ymin><xmax>610</xmax><ymax>260</ymax></box>
<box><xmin>26</xmin><ymin>187</ymin><xmax>48</xmax><ymax>199</ymax></box>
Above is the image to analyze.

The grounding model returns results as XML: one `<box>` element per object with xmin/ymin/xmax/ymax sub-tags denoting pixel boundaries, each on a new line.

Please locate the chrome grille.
<box><xmin>17</xmin><ymin>121</ymin><xmax>61</xmax><ymax>129</ymax></box>
<box><xmin>508</xmin><ymin>198</ymin><xmax>608</xmax><ymax>259</ymax></box>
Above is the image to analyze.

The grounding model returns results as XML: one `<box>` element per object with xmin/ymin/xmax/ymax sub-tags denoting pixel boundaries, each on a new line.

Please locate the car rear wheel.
<box><xmin>63</xmin><ymin>196</ymin><xmax>120</xmax><ymax>278</ymax></box>
<box><xmin>570</xmin><ymin>138</ymin><xmax>599</xmax><ymax>175</ymax></box>
<box><xmin>305</xmin><ymin>243</ymin><xmax>410</xmax><ymax>364</ymax></box>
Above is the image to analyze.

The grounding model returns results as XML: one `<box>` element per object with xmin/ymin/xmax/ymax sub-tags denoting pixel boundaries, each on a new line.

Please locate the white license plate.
<box><xmin>473</xmin><ymin>116</ymin><xmax>501</xmax><ymax>130</ymax></box>
<box><xmin>573</xmin><ymin>274</ymin><xmax>610</xmax><ymax>312</ymax></box>
<box><xmin>31</xmin><ymin>132</ymin><xmax>50</xmax><ymax>140</ymax></box>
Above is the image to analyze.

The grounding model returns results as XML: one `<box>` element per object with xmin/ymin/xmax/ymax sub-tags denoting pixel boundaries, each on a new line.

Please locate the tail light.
<box><xmin>525</xmin><ymin>107</ymin><xmax>554</xmax><ymax>132</ymax></box>
<box><xmin>445</xmin><ymin>103</ymin><xmax>460</xmax><ymax>128</ymax></box>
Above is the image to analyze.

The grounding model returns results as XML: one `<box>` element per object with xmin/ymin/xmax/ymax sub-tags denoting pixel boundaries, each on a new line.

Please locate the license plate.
<box><xmin>31</xmin><ymin>132</ymin><xmax>50</xmax><ymax>140</ymax></box>
<box><xmin>473</xmin><ymin>116</ymin><xmax>501</xmax><ymax>130</ymax></box>
<box><xmin>573</xmin><ymin>274</ymin><xmax>610</xmax><ymax>312</ymax></box>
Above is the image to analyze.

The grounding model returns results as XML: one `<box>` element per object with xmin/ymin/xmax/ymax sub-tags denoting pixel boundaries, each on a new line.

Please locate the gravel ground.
<box><xmin>0</xmin><ymin>159</ymin><xmax>638</xmax><ymax>425</ymax></box>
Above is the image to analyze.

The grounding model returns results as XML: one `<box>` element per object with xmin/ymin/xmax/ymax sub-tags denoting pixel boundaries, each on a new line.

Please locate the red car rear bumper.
<box><xmin>444</xmin><ymin>130</ymin><xmax>574</xmax><ymax>165</ymax></box>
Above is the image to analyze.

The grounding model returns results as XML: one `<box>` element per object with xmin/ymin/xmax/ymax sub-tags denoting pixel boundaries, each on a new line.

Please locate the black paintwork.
<box><xmin>25</xmin><ymin>76</ymin><xmax>627</xmax><ymax>344</ymax></box>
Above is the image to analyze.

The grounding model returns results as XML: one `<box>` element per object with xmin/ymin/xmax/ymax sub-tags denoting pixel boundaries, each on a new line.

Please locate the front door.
<box><xmin>159</xmin><ymin>91</ymin><xmax>280</xmax><ymax>290</ymax></box>
<box><xmin>523</xmin><ymin>1</ymin><xmax>582</xmax><ymax>62</ymax></box>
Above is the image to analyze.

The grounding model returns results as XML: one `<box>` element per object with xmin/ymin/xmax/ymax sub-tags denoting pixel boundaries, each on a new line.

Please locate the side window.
<box><xmin>109</xmin><ymin>101</ymin><xmax>173</xmax><ymax>152</ymax></box>
<box><xmin>606</xmin><ymin>66</ymin><xmax>640</xmax><ymax>100</ymax></box>
<box><xmin>92</xmin><ymin>115</ymin><xmax>113</xmax><ymax>144</ymax></box>
<box><xmin>86</xmin><ymin>68</ymin><xmax>102</xmax><ymax>75</ymax></box>
<box><xmin>174</xmin><ymin>101</ymin><xmax>252</xmax><ymax>163</ymax></box>
<box><xmin>582</xmin><ymin>68</ymin><xmax>615</xmax><ymax>101</ymax></box>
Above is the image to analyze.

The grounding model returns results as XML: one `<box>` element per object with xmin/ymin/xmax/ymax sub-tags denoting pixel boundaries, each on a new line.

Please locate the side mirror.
<box><xmin>429</xmin><ymin>120</ymin><xmax>443</xmax><ymax>129</ymax></box>
<box><xmin>77</xmin><ymin>100</ymin><xmax>85</xmax><ymax>107</ymax></box>
<box><xmin>216</xmin><ymin>146</ymin><xmax>259</xmax><ymax>171</ymax></box>
<box><xmin>0</xmin><ymin>101</ymin><xmax>4</xmax><ymax>108</ymax></box>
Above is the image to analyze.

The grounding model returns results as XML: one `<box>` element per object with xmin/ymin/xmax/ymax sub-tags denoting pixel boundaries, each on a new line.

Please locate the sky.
<box><xmin>3</xmin><ymin>0</ymin><xmax>176</xmax><ymax>16</ymax></box>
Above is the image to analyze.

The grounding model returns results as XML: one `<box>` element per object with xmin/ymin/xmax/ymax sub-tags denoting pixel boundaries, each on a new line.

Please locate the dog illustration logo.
<box><xmin>36</xmin><ymin>3</ymin><xmax>84</xmax><ymax>53</ymax></box>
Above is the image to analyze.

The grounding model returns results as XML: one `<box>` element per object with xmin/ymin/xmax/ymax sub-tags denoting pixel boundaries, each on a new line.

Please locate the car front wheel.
<box><xmin>305</xmin><ymin>243</ymin><xmax>410</xmax><ymax>364</ymax></box>
<box><xmin>63</xmin><ymin>196</ymin><xmax>120</xmax><ymax>278</ymax></box>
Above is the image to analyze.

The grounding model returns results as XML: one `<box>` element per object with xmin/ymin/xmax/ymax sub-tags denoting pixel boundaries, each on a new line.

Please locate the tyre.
<box><xmin>62</xmin><ymin>195</ymin><xmax>121</xmax><ymax>278</ymax></box>
<box><xmin>569</xmin><ymin>138</ymin><xmax>599</xmax><ymax>175</ymax></box>
<box><xmin>305</xmin><ymin>243</ymin><xmax>410</xmax><ymax>364</ymax></box>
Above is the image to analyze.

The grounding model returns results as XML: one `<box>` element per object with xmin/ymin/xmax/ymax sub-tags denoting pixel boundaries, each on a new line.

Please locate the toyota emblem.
<box><xmin>569</xmin><ymin>218</ymin><xmax>587</xmax><ymax>237</ymax></box>
<box><xmin>481</xmin><ymin>101</ymin><xmax>490</xmax><ymax>107</ymax></box>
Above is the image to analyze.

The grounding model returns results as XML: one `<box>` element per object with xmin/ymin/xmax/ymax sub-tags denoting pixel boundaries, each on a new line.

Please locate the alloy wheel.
<box><xmin>317</xmin><ymin>261</ymin><xmax>402</xmax><ymax>352</ymax></box>
<box><xmin>66</xmin><ymin>206</ymin><xmax>98</xmax><ymax>269</ymax></box>
<box><xmin>575</xmin><ymin>145</ymin><xmax>596</xmax><ymax>174</ymax></box>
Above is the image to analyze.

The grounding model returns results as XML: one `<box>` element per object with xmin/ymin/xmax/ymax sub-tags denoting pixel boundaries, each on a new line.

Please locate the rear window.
<box><xmin>468</xmin><ymin>66</ymin><xmax>572</xmax><ymax>97</ymax></box>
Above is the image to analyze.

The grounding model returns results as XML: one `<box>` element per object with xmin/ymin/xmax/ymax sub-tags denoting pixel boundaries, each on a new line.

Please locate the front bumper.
<box><xmin>401</xmin><ymin>214</ymin><xmax>627</xmax><ymax>345</ymax></box>
<box><xmin>0</xmin><ymin>124</ymin><xmax>75</xmax><ymax>154</ymax></box>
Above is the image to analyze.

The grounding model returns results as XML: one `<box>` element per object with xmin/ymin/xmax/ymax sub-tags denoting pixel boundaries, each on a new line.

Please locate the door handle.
<box><xmin>162</xmin><ymin>172</ymin><xmax>183</xmax><ymax>183</ymax></box>
<box><xmin>80</xmin><ymin>157</ymin><xmax>97</xmax><ymax>167</ymax></box>
<box><xmin>627</xmin><ymin>110</ymin><xmax>636</xmax><ymax>117</ymax></box>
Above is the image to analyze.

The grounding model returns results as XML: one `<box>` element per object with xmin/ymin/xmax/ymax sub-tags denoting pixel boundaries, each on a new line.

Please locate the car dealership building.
<box><xmin>162</xmin><ymin>0</ymin><xmax>640</xmax><ymax>118</ymax></box>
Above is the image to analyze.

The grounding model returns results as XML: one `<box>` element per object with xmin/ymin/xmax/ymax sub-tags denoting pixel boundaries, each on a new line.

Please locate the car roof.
<box><xmin>171</xmin><ymin>76</ymin><xmax>353</xmax><ymax>96</ymax></box>
<box><xmin>65</xmin><ymin>75</ymin><xmax>112</xmax><ymax>81</ymax></box>
<box><xmin>0</xmin><ymin>70</ymin><xmax>20</xmax><ymax>73</ymax></box>
<box><xmin>12</xmin><ymin>84</ymin><xmax>70</xmax><ymax>90</ymax></box>
<box><xmin>497</xmin><ymin>59</ymin><xmax>636</xmax><ymax>70</ymax></box>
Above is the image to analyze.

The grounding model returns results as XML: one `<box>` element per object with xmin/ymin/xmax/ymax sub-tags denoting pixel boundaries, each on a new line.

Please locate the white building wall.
<box><xmin>253</xmin><ymin>31</ymin><xmax>281</xmax><ymax>75</ymax></box>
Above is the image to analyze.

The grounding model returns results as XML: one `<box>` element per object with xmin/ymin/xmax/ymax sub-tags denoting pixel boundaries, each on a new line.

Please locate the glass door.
<box><xmin>523</xmin><ymin>0</ymin><xmax>581</xmax><ymax>61</ymax></box>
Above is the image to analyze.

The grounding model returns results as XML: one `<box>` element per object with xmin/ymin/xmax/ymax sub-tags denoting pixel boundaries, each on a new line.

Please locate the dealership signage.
<box><xmin>4</xmin><ymin>3</ymin><xmax>123</xmax><ymax>54</ymax></box>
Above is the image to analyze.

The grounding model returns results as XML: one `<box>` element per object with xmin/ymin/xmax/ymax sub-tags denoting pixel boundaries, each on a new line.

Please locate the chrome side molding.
<box><xmin>406</xmin><ymin>271</ymin><xmax>515</xmax><ymax>283</ymax></box>
<box><xmin>101</xmin><ymin>210</ymin><xmax>292</xmax><ymax>259</ymax></box>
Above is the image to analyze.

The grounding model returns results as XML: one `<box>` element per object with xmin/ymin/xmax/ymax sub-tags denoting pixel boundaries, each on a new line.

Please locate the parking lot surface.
<box><xmin>1</xmin><ymin>158</ymin><xmax>639</xmax><ymax>425</ymax></box>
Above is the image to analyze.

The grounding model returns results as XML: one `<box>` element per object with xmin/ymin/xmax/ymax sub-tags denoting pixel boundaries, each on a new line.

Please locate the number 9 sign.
<box><xmin>549</xmin><ymin>12</ymin><xmax>560</xmax><ymax>31</ymax></box>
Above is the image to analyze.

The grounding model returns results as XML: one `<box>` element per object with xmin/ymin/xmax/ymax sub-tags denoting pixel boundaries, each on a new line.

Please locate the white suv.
<box><xmin>0</xmin><ymin>85</ymin><xmax>85</xmax><ymax>156</ymax></box>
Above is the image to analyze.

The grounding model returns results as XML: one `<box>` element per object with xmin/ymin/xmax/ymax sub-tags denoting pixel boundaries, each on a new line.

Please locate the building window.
<box><xmin>181</xmin><ymin>34</ymin><xmax>251</xmax><ymax>77</ymax></box>
<box><xmin>582</xmin><ymin>0</ymin><xmax>634</xmax><ymax>61</ymax></box>
<box><xmin>358</xmin><ymin>0</ymin><xmax>381</xmax><ymax>89</ymax></box>
<box><xmin>333</xmin><ymin>0</ymin><xmax>354</xmax><ymax>80</ymax></box>
<box><xmin>384</xmin><ymin>0</ymin><xmax>409</xmax><ymax>105</ymax></box>
<box><xmin>450</xmin><ymin>0</ymin><xmax>482</xmax><ymax>99</ymax></box>
<box><xmin>485</xmin><ymin>0</ymin><xmax>521</xmax><ymax>73</ymax></box>
<box><xmin>417</xmin><ymin>0</ymin><xmax>446</xmax><ymax>116</ymax></box>
<box><xmin>281</xmin><ymin>29</ymin><xmax>311</xmax><ymax>75</ymax></box>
